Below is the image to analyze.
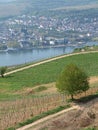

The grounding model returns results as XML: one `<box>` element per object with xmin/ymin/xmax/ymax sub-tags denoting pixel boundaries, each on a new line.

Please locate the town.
<box><xmin>0</xmin><ymin>9</ymin><xmax>98</xmax><ymax>51</ymax></box>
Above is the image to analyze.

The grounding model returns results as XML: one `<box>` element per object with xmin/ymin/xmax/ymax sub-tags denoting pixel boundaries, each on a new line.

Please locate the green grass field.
<box><xmin>0</xmin><ymin>52</ymin><xmax>98</xmax><ymax>100</ymax></box>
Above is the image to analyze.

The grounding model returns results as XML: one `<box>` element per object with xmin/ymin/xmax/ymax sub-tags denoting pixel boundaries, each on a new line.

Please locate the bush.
<box><xmin>0</xmin><ymin>66</ymin><xmax>7</xmax><ymax>77</ymax></box>
<box><xmin>35</xmin><ymin>86</ymin><xmax>47</xmax><ymax>92</ymax></box>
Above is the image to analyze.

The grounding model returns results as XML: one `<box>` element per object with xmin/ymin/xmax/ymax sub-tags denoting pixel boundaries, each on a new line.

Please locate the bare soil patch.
<box><xmin>90</xmin><ymin>76</ymin><xmax>98</xmax><ymax>84</ymax></box>
<box><xmin>13</xmin><ymin>82</ymin><xmax>57</xmax><ymax>95</ymax></box>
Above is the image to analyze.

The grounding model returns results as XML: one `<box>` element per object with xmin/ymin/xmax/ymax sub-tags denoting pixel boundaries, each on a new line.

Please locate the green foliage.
<box><xmin>7</xmin><ymin>41</ymin><xmax>20</xmax><ymax>48</ymax></box>
<box><xmin>56</xmin><ymin>64</ymin><xmax>89</xmax><ymax>99</ymax></box>
<box><xmin>0</xmin><ymin>52</ymin><xmax>98</xmax><ymax>100</ymax></box>
<box><xmin>0</xmin><ymin>66</ymin><xmax>7</xmax><ymax>77</ymax></box>
<box><xmin>82</xmin><ymin>127</ymin><xmax>97</xmax><ymax>130</ymax></box>
<box><xmin>7</xmin><ymin>128</ymin><xmax>15</xmax><ymax>130</ymax></box>
<box><xmin>74</xmin><ymin>45</ymin><xmax>98</xmax><ymax>53</ymax></box>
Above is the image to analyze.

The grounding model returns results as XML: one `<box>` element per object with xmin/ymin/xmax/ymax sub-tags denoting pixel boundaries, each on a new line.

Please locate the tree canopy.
<box><xmin>0</xmin><ymin>66</ymin><xmax>7</xmax><ymax>77</ymax></box>
<box><xmin>56</xmin><ymin>64</ymin><xmax>89</xmax><ymax>99</ymax></box>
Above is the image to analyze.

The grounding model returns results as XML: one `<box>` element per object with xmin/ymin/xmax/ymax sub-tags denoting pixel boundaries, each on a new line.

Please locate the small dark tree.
<box><xmin>0</xmin><ymin>66</ymin><xmax>7</xmax><ymax>78</ymax></box>
<box><xmin>56</xmin><ymin>64</ymin><xmax>89</xmax><ymax>100</ymax></box>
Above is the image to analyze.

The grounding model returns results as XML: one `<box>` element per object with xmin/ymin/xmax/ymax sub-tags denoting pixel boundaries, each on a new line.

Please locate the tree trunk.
<box><xmin>1</xmin><ymin>74</ymin><xmax>4</xmax><ymax>78</ymax></box>
<box><xmin>71</xmin><ymin>94</ymin><xmax>74</xmax><ymax>100</ymax></box>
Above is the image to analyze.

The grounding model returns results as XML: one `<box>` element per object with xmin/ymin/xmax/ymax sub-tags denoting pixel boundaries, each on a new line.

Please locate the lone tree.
<box><xmin>0</xmin><ymin>66</ymin><xmax>7</xmax><ymax>77</ymax></box>
<box><xmin>56</xmin><ymin>64</ymin><xmax>89</xmax><ymax>100</ymax></box>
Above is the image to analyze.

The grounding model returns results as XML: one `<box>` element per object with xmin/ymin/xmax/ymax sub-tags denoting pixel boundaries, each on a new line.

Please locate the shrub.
<box><xmin>0</xmin><ymin>66</ymin><xmax>7</xmax><ymax>77</ymax></box>
<box><xmin>35</xmin><ymin>86</ymin><xmax>47</xmax><ymax>92</ymax></box>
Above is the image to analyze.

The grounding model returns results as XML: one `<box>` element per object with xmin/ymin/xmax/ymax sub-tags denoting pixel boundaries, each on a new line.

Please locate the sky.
<box><xmin>0</xmin><ymin>0</ymin><xmax>15</xmax><ymax>2</ymax></box>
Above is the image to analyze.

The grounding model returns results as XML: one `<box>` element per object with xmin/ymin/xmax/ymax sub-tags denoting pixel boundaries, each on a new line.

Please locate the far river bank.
<box><xmin>0</xmin><ymin>41</ymin><xmax>98</xmax><ymax>66</ymax></box>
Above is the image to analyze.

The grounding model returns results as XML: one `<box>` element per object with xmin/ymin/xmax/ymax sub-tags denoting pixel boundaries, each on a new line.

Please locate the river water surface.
<box><xmin>0</xmin><ymin>42</ymin><xmax>98</xmax><ymax>66</ymax></box>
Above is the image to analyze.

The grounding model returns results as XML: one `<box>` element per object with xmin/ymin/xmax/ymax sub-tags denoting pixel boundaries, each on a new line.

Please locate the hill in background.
<box><xmin>0</xmin><ymin>0</ymin><xmax>98</xmax><ymax>19</ymax></box>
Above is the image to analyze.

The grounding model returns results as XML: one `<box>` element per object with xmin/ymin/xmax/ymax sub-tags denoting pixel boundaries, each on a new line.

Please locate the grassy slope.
<box><xmin>0</xmin><ymin>52</ymin><xmax>98</xmax><ymax>99</ymax></box>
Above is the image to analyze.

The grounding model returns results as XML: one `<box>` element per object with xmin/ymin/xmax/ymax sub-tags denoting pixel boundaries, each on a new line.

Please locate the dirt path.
<box><xmin>4</xmin><ymin>51</ymin><xmax>98</xmax><ymax>76</ymax></box>
<box><xmin>16</xmin><ymin>105</ymin><xmax>79</xmax><ymax>130</ymax></box>
<box><xmin>17</xmin><ymin>98</ymin><xmax>98</xmax><ymax>130</ymax></box>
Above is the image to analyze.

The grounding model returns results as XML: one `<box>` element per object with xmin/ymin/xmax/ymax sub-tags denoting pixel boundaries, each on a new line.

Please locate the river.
<box><xmin>0</xmin><ymin>42</ymin><xmax>98</xmax><ymax>66</ymax></box>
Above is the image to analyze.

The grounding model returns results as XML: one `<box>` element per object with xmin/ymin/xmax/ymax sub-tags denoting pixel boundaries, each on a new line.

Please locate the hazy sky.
<box><xmin>0</xmin><ymin>0</ymin><xmax>15</xmax><ymax>2</ymax></box>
